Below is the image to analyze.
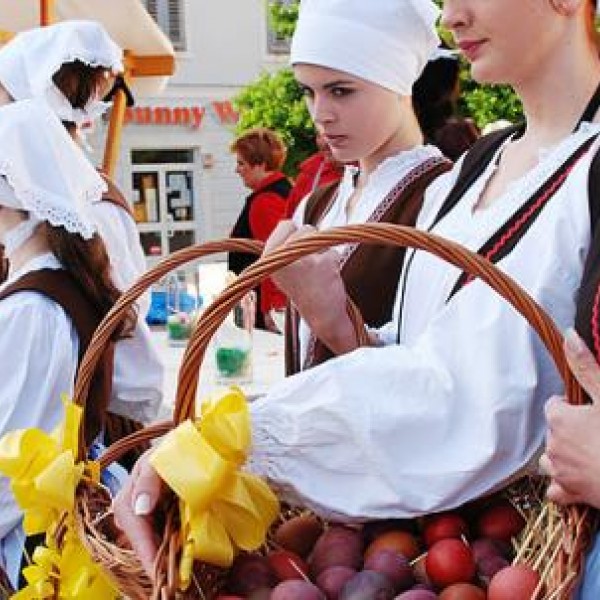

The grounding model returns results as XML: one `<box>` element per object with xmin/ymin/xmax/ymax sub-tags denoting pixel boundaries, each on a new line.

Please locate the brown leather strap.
<box><xmin>0</xmin><ymin>269</ymin><xmax>114</xmax><ymax>445</ymax></box>
<box><xmin>0</xmin><ymin>245</ymin><xmax>7</xmax><ymax>285</ymax></box>
<box><xmin>98</xmin><ymin>171</ymin><xmax>134</xmax><ymax>218</ymax></box>
<box><xmin>303</xmin><ymin>181</ymin><xmax>340</xmax><ymax>226</ymax></box>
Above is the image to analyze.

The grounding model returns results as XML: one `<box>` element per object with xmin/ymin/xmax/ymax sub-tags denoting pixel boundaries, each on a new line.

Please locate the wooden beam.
<box><xmin>0</xmin><ymin>30</ymin><xmax>14</xmax><ymax>44</ymax></box>
<box><xmin>102</xmin><ymin>53</ymin><xmax>132</xmax><ymax>177</ymax></box>
<box><xmin>40</xmin><ymin>0</ymin><xmax>56</xmax><ymax>25</ymax></box>
<box><xmin>124</xmin><ymin>54</ymin><xmax>176</xmax><ymax>78</ymax></box>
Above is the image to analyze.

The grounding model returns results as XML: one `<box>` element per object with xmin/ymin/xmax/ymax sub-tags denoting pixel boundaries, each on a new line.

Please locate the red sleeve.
<box><xmin>248</xmin><ymin>192</ymin><xmax>286</xmax><ymax>241</ymax></box>
<box><xmin>285</xmin><ymin>172</ymin><xmax>312</xmax><ymax>219</ymax></box>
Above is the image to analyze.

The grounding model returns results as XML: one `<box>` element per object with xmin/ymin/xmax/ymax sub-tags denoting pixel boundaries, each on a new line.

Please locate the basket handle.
<box><xmin>97</xmin><ymin>281</ymin><xmax>368</xmax><ymax>469</ymax></box>
<box><xmin>173</xmin><ymin>223</ymin><xmax>582</xmax><ymax>424</ymax></box>
<box><xmin>73</xmin><ymin>239</ymin><xmax>263</xmax><ymax>459</ymax></box>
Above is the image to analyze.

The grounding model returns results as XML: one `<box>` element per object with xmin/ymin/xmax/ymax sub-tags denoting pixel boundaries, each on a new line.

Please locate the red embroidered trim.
<box><xmin>462</xmin><ymin>159</ymin><xmax>581</xmax><ymax>287</ymax></box>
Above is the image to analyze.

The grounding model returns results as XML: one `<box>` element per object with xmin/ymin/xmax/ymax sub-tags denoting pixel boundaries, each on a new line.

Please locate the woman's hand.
<box><xmin>112</xmin><ymin>449</ymin><xmax>165</xmax><ymax>578</ymax></box>
<box><xmin>264</xmin><ymin>221</ymin><xmax>359</xmax><ymax>355</ymax></box>
<box><xmin>540</xmin><ymin>329</ymin><xmax>600</xmax><ymax>510</ymax></box>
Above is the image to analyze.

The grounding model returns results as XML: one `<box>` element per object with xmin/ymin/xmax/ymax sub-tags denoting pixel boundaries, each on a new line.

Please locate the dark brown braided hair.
<box><xmin>46</xmin><ymin>225</ymin><xmax>136</xmax><ymax>340</ymax></box>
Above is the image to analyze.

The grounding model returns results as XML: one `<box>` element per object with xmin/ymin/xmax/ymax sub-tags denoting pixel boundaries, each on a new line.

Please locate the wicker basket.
<box><xmin>69</xmin><ymin>224</ymin><xmax>595</xmax><ymax>600</ymax></box>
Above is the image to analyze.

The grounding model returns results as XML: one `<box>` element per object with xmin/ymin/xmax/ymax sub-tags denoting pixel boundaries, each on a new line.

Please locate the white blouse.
<box><xmin>0</xmin><ymin>254</ymin><xmax>78</xmax><ymax>550</ymax></box>
<box><xmin>248</xmin><ymin>124</ymin><xmax>600</xmax><ymax>521</ymax></box>
<box><xmin>91</xmin><ymin>200</ymin><xmax>163</xmax><ymax>422</ymax></box>
<box><xmin>291</xmin><ymin>145</ymin><xmax>444</xmax><ymax>363</ymax></box>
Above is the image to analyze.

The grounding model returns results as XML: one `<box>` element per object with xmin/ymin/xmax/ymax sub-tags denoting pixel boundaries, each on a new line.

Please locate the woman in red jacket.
<box><xmin>227</xmin><ymin>128</ymin><xmax>291</xmax><ymax>331</ymax></box>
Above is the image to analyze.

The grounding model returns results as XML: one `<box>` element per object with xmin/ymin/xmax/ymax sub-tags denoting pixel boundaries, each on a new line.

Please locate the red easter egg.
<box><xmin>425</xmin><ymin>539</ymin><xmax>476</xmax><ymax>588</ymax></box>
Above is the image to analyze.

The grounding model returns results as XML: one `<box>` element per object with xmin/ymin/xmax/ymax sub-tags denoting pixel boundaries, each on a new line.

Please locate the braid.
<box><xmin>46</xmin><ymin>225</ymin><xmax>136</xmax><ymax>340</ymax></box>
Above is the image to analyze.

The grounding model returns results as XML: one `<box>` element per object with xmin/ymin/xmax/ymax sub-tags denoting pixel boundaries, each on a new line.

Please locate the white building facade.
<box><xmin>89</xmin><ymin>0</ymin><xmax>290</xmax><ymax>266</ymax></box>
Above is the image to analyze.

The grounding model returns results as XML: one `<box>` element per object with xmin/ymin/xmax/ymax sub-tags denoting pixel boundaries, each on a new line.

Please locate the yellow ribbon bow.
<box><xmin>0</xmin><ymin>396</ymin><xmax>117</xmax><ymax>599</ymax></box>
<box><xmin>150</xmin><ymin>388</ymin><xmax>280</xmax><ymax>590</ymax></box>
<box><xmin>0</xmin><ymin>397</ymin><xmax>86</xmax><ymax>536</ymax></box>
<box><xmin>12</xmin><ymin>532</ymin><xmax>118</xmax><ymax>600</ymax></box>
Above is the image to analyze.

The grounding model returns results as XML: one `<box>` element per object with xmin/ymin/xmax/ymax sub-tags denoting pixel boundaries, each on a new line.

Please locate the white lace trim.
<box><xmin>37</xmin><ymin>50</ymin><xmax>122</xmax><ymax>124</ymax></box>
<box><xmin>357</xmin><ymin>145</ymin><xmax>443</xmax><ymax>187</ymax></box>
<box><xmin>38</xmin><ymin>50</ymin><xmax>123</xmax><ymax>76</ymax></box>
<box><xmin>0</xmin><ymin>158</ymin><xmax>100</xmax><ymax>239</ymax></box>
<box><xmin>45</xmin><ymin>85</ymin><xmax>111</xmax><ymax>126</ymax></box>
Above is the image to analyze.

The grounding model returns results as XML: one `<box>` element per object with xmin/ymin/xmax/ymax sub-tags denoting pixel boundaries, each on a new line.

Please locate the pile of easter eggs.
<box><xmin>216</xmin><ymin>498</ymin><xmax>544</xmax><ymax>600</ymax></box>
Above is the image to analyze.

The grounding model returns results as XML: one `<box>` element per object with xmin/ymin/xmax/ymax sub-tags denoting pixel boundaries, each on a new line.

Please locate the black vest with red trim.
<box><xmin>416</xmin><ymin>126</ymin><xmax>600</xmax><ymax>375</ymax></box>
<box><xmin>426</xmin><ymin>126</ymin><xmax>600</xmax><ymax>290</ymax></box>
<box><xmin>227</xmin><ymin>175</ymin><xmax>291</xmax><ymax>275</ymax></box>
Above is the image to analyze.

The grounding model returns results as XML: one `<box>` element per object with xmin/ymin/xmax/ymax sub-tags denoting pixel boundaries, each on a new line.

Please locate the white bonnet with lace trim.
<box><xmin>0</xmin><ymin>20</ymin><xmax>123</xmax><ymax>125</ymax></box>
<box><xmin>0</xmin><ymin>99</ymin><xmax>103</xmax><ymax>240</ymax></box>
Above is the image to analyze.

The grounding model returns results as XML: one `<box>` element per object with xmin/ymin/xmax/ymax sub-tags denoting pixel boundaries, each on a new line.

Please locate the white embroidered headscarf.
<box><xmin>0</xmin><ymin>99</ymin><xmax>103</xmax><ymax>253</ymax></box>
<box><xmin>290</xmin><ymin>0</ymin><xmax>440</xmax><ymax>95</ymax></box>
<box><xmin>0</xmin><ymin>20</ymin><xmax>123</xmax><ymax>126</ymax></box>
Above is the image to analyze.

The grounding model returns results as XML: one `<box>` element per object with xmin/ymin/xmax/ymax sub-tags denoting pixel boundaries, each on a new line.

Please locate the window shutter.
<box><xmin>144</xmin><ymin>0</ymin><xmax>158</xmax><ymax>20</ymax></box>
<box><xmin>142</xmin><ymin>0</ymin><xmax>186</xmax><ymax>52</ymax></box>
<box><xmin>167</xmin><ymin>0</ymin><xmax>186</xmax><ymax>51</ymax></box>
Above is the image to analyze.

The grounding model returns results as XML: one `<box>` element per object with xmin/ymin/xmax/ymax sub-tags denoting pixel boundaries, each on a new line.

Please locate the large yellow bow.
<box><xmin>12</xmin><ymin>532</ymin><xmax>118</xmax><ymax>600</ymax></box>
<box><xmin>0</xmin><ymin>396</ymin><xmax>117</xmax><ymax>598</ymax></box>
<box><xmin>0</xmin><ymin>397</ymin><xmax>86</xmax><ymax>536</ymax></box>
<box><xmin>150</xmin><ymin>388</ymin><xmax>280</xmax><ymax>590</ymax></box>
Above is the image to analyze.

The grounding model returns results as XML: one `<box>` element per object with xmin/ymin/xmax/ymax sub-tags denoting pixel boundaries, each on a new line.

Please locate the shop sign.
<box><xmin>124</xmin><ymin>100</ymin><xmax>238</xmax><ymax>129</ymax></box>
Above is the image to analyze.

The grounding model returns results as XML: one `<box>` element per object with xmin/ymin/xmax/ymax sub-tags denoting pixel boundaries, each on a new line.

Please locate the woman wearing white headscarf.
<box><xmin>0</xmin><ymin>98</ymin><xmax>138</xmax><ymax>585</ymax></box>
<box><xmin>283</xmin><ymin>0</ymin><xmax>452</xmax><ymax>374</ymax></box>
<box><xmin>0</xmin><ymin>21</ymin><xmax>164</xmax><ymax>440</ymax></box>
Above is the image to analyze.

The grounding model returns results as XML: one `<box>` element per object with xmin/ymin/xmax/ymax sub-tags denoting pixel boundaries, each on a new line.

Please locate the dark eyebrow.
<box><xmin>323</xmin><ymin>80</ymin><xmax>356</xmax><ymax>90</ymax></box>
<box><xmin>298</xmin><ymin>79</ymin><xmax>356</xmax><ymax>92</ymax></box>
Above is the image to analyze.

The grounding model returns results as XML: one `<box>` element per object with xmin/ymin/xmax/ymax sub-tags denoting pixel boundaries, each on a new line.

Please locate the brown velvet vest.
<box><xmin>0</xmin><ymin>269</ymin><xmax>114</xmax><ymax>446</ymax></box>
<box><xmin>285</xmin><ymin>157</ymin><xmax>451</xmax><ymax>375</ymax></box>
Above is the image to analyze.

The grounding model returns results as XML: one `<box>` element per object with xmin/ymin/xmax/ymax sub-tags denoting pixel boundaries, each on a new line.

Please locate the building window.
<box><xmin>266</xmin><ymin>0</ymin><xmax>295</xmax><ymax>55</ymax></box>
<box><xmin>143</xmin><ymin>0</ymin><xmax>186</xmax><ymax>52</ymax></box>
<box><xmin>131</xmin><ymin>148</ymin><xmax>199</xmax><ymax>262</ymax></box>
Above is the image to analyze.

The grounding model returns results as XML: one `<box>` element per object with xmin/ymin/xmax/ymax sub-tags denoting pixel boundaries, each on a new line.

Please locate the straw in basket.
<box><xmin>40</xmin><ymin>225</ymin><xmax>600</xmax><ymax>598</ymax></box>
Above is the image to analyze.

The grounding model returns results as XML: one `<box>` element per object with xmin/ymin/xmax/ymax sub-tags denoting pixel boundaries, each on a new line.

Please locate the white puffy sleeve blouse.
<box><xmin>247</xmin><ymin>126</ymin><xmax>600</xmax><ymax>521</ymax></box>
<box><xmin>90</xmin><ymin>200</ymin><xmax>164</xmax><ymax>423</ymax></box>
<box><xmin>0</xmin><ymin>255</ymin><xmax>78</xmax><ymax>541</ymax></box>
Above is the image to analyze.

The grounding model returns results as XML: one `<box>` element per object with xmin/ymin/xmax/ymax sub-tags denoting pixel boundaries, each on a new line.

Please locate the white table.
<box><xmin>151</xmin><ymin>327</ymin><xmax>285</xmax><ymax>419</ymax></box>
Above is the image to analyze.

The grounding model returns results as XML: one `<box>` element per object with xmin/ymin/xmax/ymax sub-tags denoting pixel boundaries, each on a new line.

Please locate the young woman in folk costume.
<box><xmin>0</xmin><ymin>21</ymin><xmax>164</xmax><ymax>458</ymax></box>
<box><xmin>115</xmin><ymin>0</ymin><xmax>600</xmax><ymax>591</ymax></box>
<box><xmin>0</xmin><ymin>99</ymin><xmax>137</xmax><ymax>586</ymax></box>
<box><xmin>284</xmin><ymin>0</ymin><xmax>451</xmax><ymax>374</ymax></box>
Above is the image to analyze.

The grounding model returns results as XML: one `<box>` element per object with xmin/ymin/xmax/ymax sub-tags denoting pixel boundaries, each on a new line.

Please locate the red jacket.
<box><xmin>285</xmin><ymin>152</ymin><xmax>344</xmax><ymax>218</ymax></box>
<box><xmin>240</xmin><ymin>171</ymin><xmax>290</xmax><ymax>313</ymax></box>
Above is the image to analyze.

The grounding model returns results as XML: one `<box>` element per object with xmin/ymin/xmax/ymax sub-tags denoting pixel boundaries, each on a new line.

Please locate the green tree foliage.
<box><xmin>459</xmin><ymin>78</ymin><xmax>523</xmax><ymax>129</ymax></box>
<box><xmin>267</xmin><ymin>0</ymin><xmax>299</xmax><ymax>38</ymax></box>
<box><xmin>233</xmin><ymin>68</ymin><xmax>316</xmax><ymax>176</ymax></box>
